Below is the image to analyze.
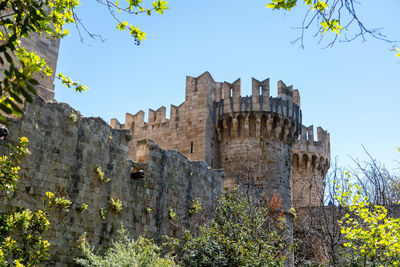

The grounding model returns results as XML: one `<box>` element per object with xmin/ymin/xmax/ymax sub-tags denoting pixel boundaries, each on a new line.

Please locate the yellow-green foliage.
<box><xmin>0</xmin><ymin>0</ymin><xmax>85</xmax><ymax>120</ymax></box>
<box><xmin>336</xmin><ymin>180</ymin><xmax>400</xmax><ymax>265</ymax></box>
<box><xmin>144</xmin><ymin>207</ymin><xmax>152</xmax><ymax>214</ymax></box>
<box><xmin>0</xmin><ymin>137</ymin><xmax>29</xmax><ymax>195</ymax></box>
<box><xmin>76</xmin><ymin>224</ymin><xmax>177</xmax><ymax>266</ymax></box>
<box><xmin>68</xmin><ymin>112</ymin><xmax>78</xmax><ymax>122</ymax></box>
<box><xmin>77</xmin><ymin>203</ymin><xmax>89</xmax><ymax>212</ymax></box>
<box><xmin>168</xmin><ymin>208</ymin><xmax>176</xmax><ymax>220</ymax></box>
<box><xmin>188</xmin><ymin>198</ymin><xmax>202</xmax><ymax>217</ymax></box>
<box><xmin>181</xmin><ymin>190</ymin><xmax>287</xmax><ymax>266</ymax></box>
<box><xmin>44</xmin><ymin>192</ymin><xmax>72</xmax><ymax>212</ymax></box>
<box><xmin>0</xmin><ymin>138</ymin><xmax>52</xmax><ymax>266</ymax></box>
<box><xmin>99</xmin><ymin>208</ymin><xmax>107</xmax><ymax>220</ymax></box>
<box><xmin>110</xmin><ymin>198</ymin><xmax>123</xmax><ymax>214</ymax></box>
<box><xmin>0</xmin><ymin>0</ymin><xmax>169</xmax><ymax>119</ymax></box>
<box><xmin>94</xmin><ymin>167</ymin><xmax>111</xmax><ymax>183</ymax></box>
<box><xmin>266</xmin><ymin>0</ymin><xmax>343</xmax><ymax>35</ymax></box>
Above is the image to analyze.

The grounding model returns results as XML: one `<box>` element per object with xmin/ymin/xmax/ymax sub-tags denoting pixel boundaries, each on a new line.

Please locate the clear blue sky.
<box><xmin>55</xmin><ymin>0</ymin><xmax>400</xmax><ymax>170</ymax></box>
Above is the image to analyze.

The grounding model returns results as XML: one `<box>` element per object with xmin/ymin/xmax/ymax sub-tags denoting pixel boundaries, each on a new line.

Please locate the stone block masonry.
<box><xmin>0</xmin><ymin>28</ymin><xmax>331</xmax><ymax>266</ymax></box>
<box><xmin>20</xmin><ymin>33</ymin><xmax>60</xmax><ymax>101</ymax></box>
<box><xmin>113</xmin><ymin>72</ymin><xmax>331</xmax><ymax>210</ymax></box>
<box><xmin>0</xmin><ymin>97</ymin><xmax>223</xmax><ymax>266</ymax></box>
<box><xmin>291</xmin><ymin>125</ymin><xmax>330</xmax><ymax>207</ymax></box>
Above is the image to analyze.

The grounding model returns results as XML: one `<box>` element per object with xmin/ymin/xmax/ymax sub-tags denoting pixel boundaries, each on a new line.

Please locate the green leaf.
<box><xmin>28</xmin><ymin>78</ymin><xmax>39</xmax><ymax>85</ymax></box>
<box><xmin>19</xmin><ymin>87</ymin><xmax>33</xmax><ymax>103</ymax></box>
<box><xmin>3</xmin><ymin>51</ymin><xmax>12</xmax><ymax>63</ymax></box>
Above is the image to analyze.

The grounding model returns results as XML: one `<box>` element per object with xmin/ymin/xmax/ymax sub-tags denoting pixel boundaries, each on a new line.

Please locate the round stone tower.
<box><xmin>291</xmin><ymin>125</ymin><xmax>330</xmax><ymax>208</ymax></box>
<box><xmin>214</xmin><ymin>78</ymin><xmax>302</xmax><ymax>210</ymax></box>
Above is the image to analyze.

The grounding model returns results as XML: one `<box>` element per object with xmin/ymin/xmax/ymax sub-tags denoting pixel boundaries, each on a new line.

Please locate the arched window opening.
<box><xmin>237</xmin><ymin>115</ymin><xmax>244</xmax><ymax>137</ymax></box>
<box><xmin>249</xmin><ymin>114</ymin><xmax>256</xmax><ymax>137</ymax></box>
<box><xmin>292</xmin><ymin>154</ymin><xmax>299</xmax><ymax>172</ymax></box>
<box><xmin>311</xmin><ymin>155</ymin><xmax>318</xmax><ymax>170</ymax></box>
<box><xmin>302</xmin><ymin>154</ymin><xmax>309</xmax><ymax>170</ymax></box>
<box><xmin>226</xmin><ymin>116</ymin><xmax>233</xmax><ymax>137</ymax></box>
<box><xmin>260</xmin><ymin>114</ymin><xmax>267</xmax><ymax>136</ymax></box>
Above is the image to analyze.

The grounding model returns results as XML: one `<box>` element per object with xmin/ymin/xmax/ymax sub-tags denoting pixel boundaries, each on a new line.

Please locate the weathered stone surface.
<box><xmin>0</xmin><ymin>29</ymin><xmax>332</xmax><ymax>266</ymax></box>
<box><xmin>0</xmin><ymin>97</ymin><xmax>223</xmax><ymax>266</ymax></box>
<box><xmin>112</xmin><ymin>73</ymin><xmax>330</xmax><ymax>211</ymax></box>
<box><xmin>291</xmin><ymin>125</ymin><xmax>330</xmax><ymax>207</ymax></box>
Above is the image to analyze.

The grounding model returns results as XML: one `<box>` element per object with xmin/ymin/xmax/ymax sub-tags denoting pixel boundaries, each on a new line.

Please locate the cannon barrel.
<box><xmin>131</xmin><ymin>170</ymin><xmax>145</xmax><ymax>179</ymax></box>
<box><xmin>0</xmin><ymin>127</ymin><xmax>9</xmax><ymax>138</ymax></box>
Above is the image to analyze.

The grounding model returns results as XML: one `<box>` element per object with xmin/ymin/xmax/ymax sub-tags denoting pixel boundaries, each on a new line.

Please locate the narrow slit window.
<box><xmin>190</xmin><ymin>142</ymin><xmax>193</xmax><ymax>153</ymax></box>
<box><xmin>259</xmin><ymin>86</ymin><xmax>262</xmax><ymax>96</ymax></box>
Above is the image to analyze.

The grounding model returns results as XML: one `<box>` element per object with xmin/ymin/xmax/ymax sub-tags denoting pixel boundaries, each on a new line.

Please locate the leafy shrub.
<box><xmin>180</xmin><ymin>189</ymin><xmax>289</xmax><ymax>267</ymax></box>
<box><xmin>0</xmin><ymin>138</ymin><xmax>67</xmax><ymax>266</ymax></box>
<box><xmin>44</xmin><ymin>192</ymin><xmax>72</xmax><ymax>212</ymax></box>
<box><xmin>188</xmin><ymin>198</ymin><xmax>202</xmax><ymax>217</ymax></box>
<box><xmin>337</xmin><ymin>181</ymin><xmax>400</xmax><ymax>266</ymax></box>
<box><xmin>0</xmin><ymin>137</ymin><xmax>29</xmax><ymax>195</ymax></box>
<box><xmin>76</xmin><ymin>225</ymin><xmax>177</xmax><ymax>267</ymax></box>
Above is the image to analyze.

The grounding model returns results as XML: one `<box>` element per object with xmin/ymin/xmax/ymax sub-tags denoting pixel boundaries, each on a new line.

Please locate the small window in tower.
<box><xmin>230</xmin><ymin>89</ymin><xmax>233</xmax><ymax>98</ymax></box>
<box><xmin>259</xmin><ymin>86</ymin><xmax>262</xmax><ymax>96</ymax></box>
<box><xmin>190</xmin><ymin>142</ymin><xmax>193</xmax><ymax>153</ymax></box>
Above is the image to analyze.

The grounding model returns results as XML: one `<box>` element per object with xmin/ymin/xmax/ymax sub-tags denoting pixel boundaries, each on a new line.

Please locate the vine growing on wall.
<box><xmin>110</xmin><ymin>197</ymin><xmax>123</xmax><ymax>214</ymax></box>
<box><xmin>94</xmin><ymin>167</ymin><xmax>110</xmax><ymax>183</ymax></box>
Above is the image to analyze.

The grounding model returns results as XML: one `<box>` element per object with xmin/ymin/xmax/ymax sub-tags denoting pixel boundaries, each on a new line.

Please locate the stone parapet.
<box><xmin>213</xmin><ymin>79</ymin><xmax>302</xmax><ymax>145</ymax></box>
<box><xmin>291</xmin><ymin>125</ymin><xmax>331</xmax><ymax>208</ymax></box>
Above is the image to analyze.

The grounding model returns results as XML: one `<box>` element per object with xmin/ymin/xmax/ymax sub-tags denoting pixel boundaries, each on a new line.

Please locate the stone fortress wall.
<box><xmin>0</xmin><ymin>98</ymin><xmax>223</xmax><ymax>266</ymax></box>
<box><xmin>1</xmin><ymin>33</ymin><xmax>224</xmax><ymax>265</ymax></box>
<box><xmin>111</xmin><ymin>73</ymin><xmax>220</xmax><ymax>168</ymax></box>
<box><xmin>112</xmin><ymin>73</ymin><xmax>331</xmax><ymax>209</ymax></box>
<box><xmin>292</xmin><ymin>125</ymin><xmax>330</xmax><ymax>207</ymax></box>
<box><xmin>214</xmin><ymin>78</ymin><xmax>302</xmax><ymax>210</ymax></box>
<box><xmin>0</xmin><ymin>31</ymin><xmax>331</xmax><ymax>265</ymax></box>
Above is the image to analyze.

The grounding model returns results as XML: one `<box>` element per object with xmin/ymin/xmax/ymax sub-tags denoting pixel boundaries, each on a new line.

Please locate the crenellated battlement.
<box><xmin>112</xmin><ymin>74</ymin><xmax>304</xmax><ymax>147</ymax></box>
<box><xmin>214</xmin><ymin>78</ymin><xmax>302</xmax><ymax>145</ymax></box>
<box><xmin>110</xmin><ymin>72</ymin><xmax>330</xmax><ymax>210</ymax></box>
<box><xmin>293</xmin><ymin>125</ymin><xmax>330</xmax><ymax>157</ymax></box>
<box><xmin>291</xmin><ymin>125</ymin><xmax>330</xmax><ymax>207</ymax></box>
<box><xmin>292</xmin><ymin>125</ymin><xmax>330</xmax><ymax>175</ymax></box>
<box><xmin>112</xmin><ymin>103</ymin><xmax>181</xmax><ymax>133</ymax></box>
